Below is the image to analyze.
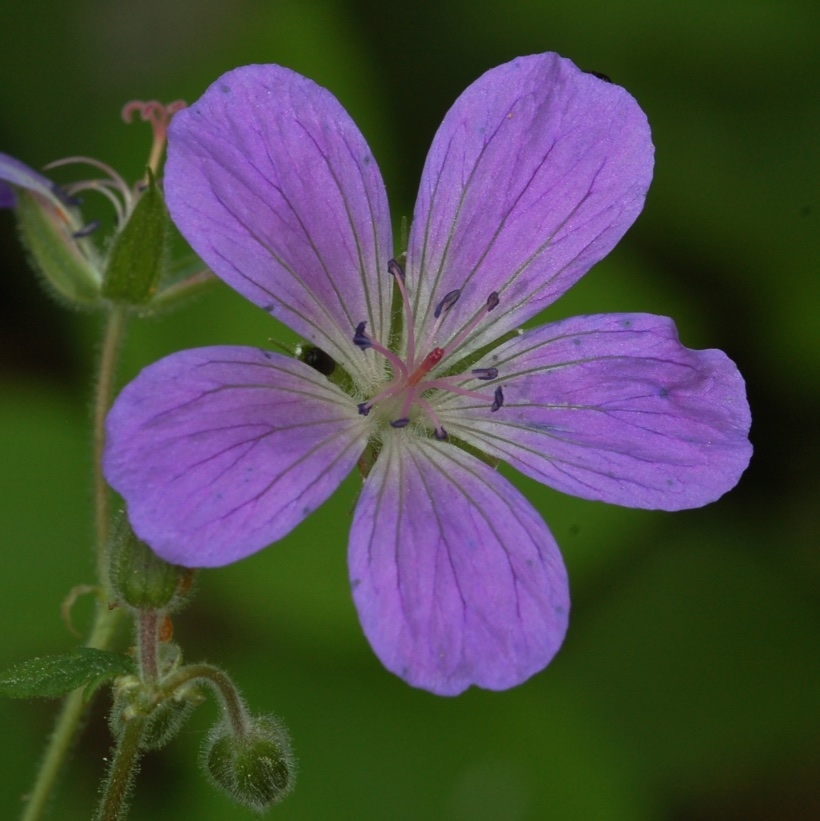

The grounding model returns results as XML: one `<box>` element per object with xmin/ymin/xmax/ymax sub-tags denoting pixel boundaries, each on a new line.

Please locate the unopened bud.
<box><xmin>203</xmin><ymin>715</ymin><xmax>296</xmax><ymax>811</ymax></box>
<box><xmin>14</xmin><ymin>188</ymin><xmax>104</xmax><ymax>307</ymax></box>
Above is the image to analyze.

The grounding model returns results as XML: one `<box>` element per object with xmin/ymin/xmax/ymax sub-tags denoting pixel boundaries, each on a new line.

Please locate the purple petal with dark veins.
<box><xmin>349</xmin><ymin>434</ymin><xmax>569</xmax><ymax>695</ymax></box>
<box><xmin>406</xmin><ymin>53</ymin><xmax>653</xmax><ymax>355</ymax></box>
<box><xmin>104</xmin><ymin>347</ymin><xmax>368</xmax><ymax>566</ymax></box>
<box><xmin>440</xmin><ymin>313</ymin><xmax>752</xmax><ymax>510</ymax></box>
<box><xmin>164</xmin><ymin>65</ymin><xmax>393</xmax><ymax>380</ymax></box>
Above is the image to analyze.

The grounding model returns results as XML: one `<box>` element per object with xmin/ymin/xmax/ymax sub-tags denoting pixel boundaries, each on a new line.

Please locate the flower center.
<box><xmin>353</xmin><ymin>259</ymin><xmax>504</xmax><ymax>441</ymax></box>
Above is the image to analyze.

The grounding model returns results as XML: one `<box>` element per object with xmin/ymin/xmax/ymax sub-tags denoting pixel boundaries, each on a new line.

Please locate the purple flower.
<box><xmin>0</xmin><ymin>153</ymin><xmax>61</xmax><ymax>209</ymax></box>
<box><xmin>103</xmin><ymin>54</ymin><xmax>752</xmax><ymax>695</ymax></box>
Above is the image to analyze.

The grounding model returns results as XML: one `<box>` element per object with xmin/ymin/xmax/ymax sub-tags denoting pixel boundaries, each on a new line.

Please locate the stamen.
<box><xmin>417</xmin><ymin>287</ymin><xmax>463</xmax><ymax>356</ymax></box>
<box><xmin>390</xmin><ymin>418</ymin><xmax>410</xmax><ymax>428</ymax></box>
<box><xmin>418</xmin><ymin>377</ymin><xmax>503</xmax><ymax>407</ymax></box>
<box><xmin>45</xmin><ymin>156</ymin><xmax>133</xmax><ymax>219</ymax></box>
<box><xmin>440</xmin><ymin>291</ymin><xmax>502</xmax><ymax>360</ymax></box>
<box><xmin>357</xmin><ymin>380</ymin><xmax>409</xmax><ymax>418</ymax></box>
<box><xmin>72</xmin><ymin>220</ymin><xmax>101</xmax><ymax>238</ymax></box>
<box><xmin>434</xmin><ymin>289</ymin><xmax>461</xmax><ymax>319</ymax></box>
<box><xmin>45</xmin><ymin>156</ymin><xmax>131</xmax><ymax>200</ymax></box>
<box><xmin>387</xmin><ymin>258</ymin><xmax>405</xmax><ymax>283</ymax></box>
<box><xmin>416</xmin><ymin>396</ymin><xmax>448</xmax><ymax>441</ymax></box>
<box><xmin>354</xmin><ymin>320</ymin><xmax>409</xmax><ymax>379</ymax></box>
<box><xmin>50</xmin><ymin>183</ymin><xmax>81</xmax><ymax>208</ymax></box>
<box><xmin>64</xmin><ymin>180</ymin><xmax>127</xmax><ymax>225</ymax></box>
<box><xmin>353</xmin><ymin>321</ymin><xmax>371</xmax><ymax>350</ymax></box>
<box><xmin>491</xmin><ymin>386</ymin><xmax>504</xmax><ymax>412</ymax></box>
<box><xmin>471</xmin><ymin>367</ymin><xmax>498</xmax><ymax>380</ymax></box>
<box><xmin>388</xmin><ymin>258</ymin><xmax>415</xmax><ymax>367</ymax></box>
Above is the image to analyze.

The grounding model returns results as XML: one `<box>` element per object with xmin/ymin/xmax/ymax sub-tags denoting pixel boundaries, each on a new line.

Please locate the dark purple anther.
<box><xmin>72</xmin><ymin>220</ymin><xmax>101</xmax><ymax>238</ymax></box>
<box><xmin>51</xmin><ymin>183</ymin><xmax>81</xmax><ymax>207</ymax></box>
<box><xmin>486</xmin><ymin>292</ymin><xmax>500</xmax><ymax>311</ymax></box>
<box><xmin>434</xmin><ymin>427</ymin><xmax>448</xmax><ymax>441</ymax></box>
<box><xmin>390</xmin><ymin>418</ymin><xmax>410</xmax><ymax>428</ymax></box>
<box><xmin>491</xmin><ymin>386</ymin><xmax>504</xmax><ymax>412</ymax></box>
<box><xmin>471</xmin><ymin>367</ymin><xmax>498</xmax><ymax>380</ymax></box>
<box><xmin>434</xmin><ymin>289</ymin><xmax>461</xmax><ymax>318</ymax></box>
<box><xmin>353</xmin><ymin>321</ymin><xmax>371</xmax><ymax>350</ymax></box>
<box><xmin>387</xmin><ymin>258</ymin><xmax>406</xmax><ymax>283</ymax></box>
<box><xmin>357</xmin><ymin>402</ymin><xmax>371</xmax><ymax>416</ymax></box>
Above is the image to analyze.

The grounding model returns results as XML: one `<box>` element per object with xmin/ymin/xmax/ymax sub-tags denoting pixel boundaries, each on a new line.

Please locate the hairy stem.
<box><xmin>164</xmin><ymin>663</ymin><xmax>248</xmax><ymax>738</ymax></box>
<box><xmin>137</xmin><ymin>611</ymin><xmax>159</xmax><ymax>683</ymax></box>
<box><xmin>21</xmin><ymin>305</ymin><xmax>129</xmax><ymax>821</ymax></box>
<box><xmin>21</xmin><ymin>605</ymin><xmax>123</xmax><ymax>821</ymax></box>
<box><xmin>94</xmin><ymin>715</ymin><xmax>146</xmax><ymax>821</ymax></box>
<box><xmin>94</xmin><ymin>304</ymin><xmax>128</xmax><ymax>580</ymax></box>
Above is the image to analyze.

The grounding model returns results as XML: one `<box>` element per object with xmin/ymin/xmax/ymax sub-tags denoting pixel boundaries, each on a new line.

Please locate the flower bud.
<box><xmin>14</xmin><ymin>188</ymin><xmax>104</xmax><ymax>308</ymax></box>
<box><xmin>203</xmin><ymin>715</ymin><xmax>296</xmax><ymax>811</ymax></box>
<box><xmin>108</xmin><ymin>516</ymin><xmax>193</xmax><ymax>612</ymax></box>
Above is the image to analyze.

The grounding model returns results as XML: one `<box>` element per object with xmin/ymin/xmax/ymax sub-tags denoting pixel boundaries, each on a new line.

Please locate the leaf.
<box><xmin>0</xmin><ymin>647</ymin><xmax>135</xmax><ymax>699</ymax></box>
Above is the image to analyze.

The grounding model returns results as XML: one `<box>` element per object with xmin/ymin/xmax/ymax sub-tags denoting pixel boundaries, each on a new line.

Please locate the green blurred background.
<box><xmin>1</xmin><ymin>1</ymin><xmax>818</xmax><ymax>818</ymax></box>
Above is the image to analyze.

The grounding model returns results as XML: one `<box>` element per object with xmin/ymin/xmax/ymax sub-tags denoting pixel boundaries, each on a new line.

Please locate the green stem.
<box><xmin>94</xmin><ymin>304</ymin><xmax>128</xmax><ymax>580</ymax></box>
<box><xmin>21</xmin><ymin>305</ymin><xmax>129</xmax><ymax>821</ymax></box>
<box><xmin>147</xmin><ymin>267</ymin><xmax>216</xmax><ymax>311</ymax></box>
<box><xmin>21</xmin><ymin>606</ymin><xmax>123</xmax><ymax>821</ymax></box>
<box><xmin>136</xmin><ymin>612</ymin><xmax>159</xmax><ymax>683</ymax></box>
<box><xmin>93</xmin><ymin>716</ymin><xmax>146</xmax><ymax>821</ymax></box>
<box><xmin>164</xmin><ymin>664</ymin><xmax>248</xmax><ymax>738</ymax></box>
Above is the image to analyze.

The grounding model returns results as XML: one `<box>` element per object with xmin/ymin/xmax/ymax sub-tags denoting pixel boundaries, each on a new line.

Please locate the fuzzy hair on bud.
<box><xmin>202</xmin><ymin>714</ymin><xmax>296</xmax><ymax>812</ymax></box>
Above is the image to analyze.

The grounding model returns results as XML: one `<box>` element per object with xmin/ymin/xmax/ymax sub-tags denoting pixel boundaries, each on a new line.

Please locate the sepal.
<box><xmin>102</xmin><ymin>169</ymin><xmax>170</xmax><ymax>305</ymax></box>
<box><xmin>109</xmin><ymin>680</ymin><xmax>201</xmax><ymax>751</ymax></box>
<box><xmin>108</xmin><ymin>514</ymin><xmax>194</xmax><ymax>613</ymax></box>
<box><xmin>109</xmin><ymin>643</ymin><xmax>204</xmax><ymax>750</ymax></box>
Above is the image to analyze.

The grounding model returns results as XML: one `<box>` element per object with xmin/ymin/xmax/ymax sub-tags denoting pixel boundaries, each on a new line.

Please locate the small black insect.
<box><xmin>586</xmin><ymin>70</ymin><xmax>613</xmax><ymax>83</ymax></box>
<box><xmin>298</xmin><ymin>344</ymin><xmax>336</xmax><ymax>376</ymax></box>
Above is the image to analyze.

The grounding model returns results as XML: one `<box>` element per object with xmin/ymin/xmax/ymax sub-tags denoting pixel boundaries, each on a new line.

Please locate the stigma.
<box><xmin>353</xmin><ymin>259</ymin><xmax>504</xmax><ymax>440</ymax></box>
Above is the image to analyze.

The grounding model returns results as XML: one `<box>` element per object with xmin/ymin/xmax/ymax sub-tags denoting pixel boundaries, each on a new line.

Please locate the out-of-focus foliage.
<box><xmin>1</xmin><ymin>1</ymin><xmax>817</xmax><ymax>819</ymax></box>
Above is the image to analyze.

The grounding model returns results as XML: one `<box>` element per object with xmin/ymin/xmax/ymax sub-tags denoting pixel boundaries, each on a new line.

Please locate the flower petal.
<box><xmin>440</xmin><ymin>313</ymin><xmax>752</xmax><ymax>510</ymax></box>
<box><xmin>406</xmin><ymin>53</ymin><xmax>653</xmax><ymax>354</ymax></box>
<box><xmin>349</xmin><ymin>433</ymin><xmax>569</xmax><ymax>695</ymax></box>
<box><xmin>104</xmin><ymin>347</ymin><xmax>368</xmax><ymax>566</ymax></box>
<box><xmin>0</xmin><ymin>152</ymin><xmax>57</xmax><ymax>207</ymax></box>
<box><xmin>164</xmin><ymin>65</ymin><xmax>393</xmax><ymax>379</ymax></box>
<box><xmin>0</xmin><ymin>151</ymin><xmax>84</xmax><ymax>218</ymax></box>
<box><xmin>0</xmin><ymin>181</ymin><xmax>16</xmax><ymax>208</ymax></box>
